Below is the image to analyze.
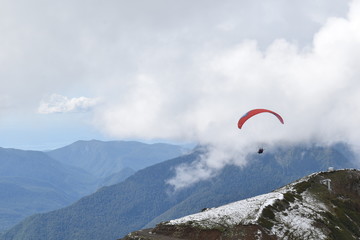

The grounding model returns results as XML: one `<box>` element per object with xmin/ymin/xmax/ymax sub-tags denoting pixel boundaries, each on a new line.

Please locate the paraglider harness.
<box><xmin>257</xmin><ymin>148</ymin><xmax>264</xmax><ymax>154</ymax></box>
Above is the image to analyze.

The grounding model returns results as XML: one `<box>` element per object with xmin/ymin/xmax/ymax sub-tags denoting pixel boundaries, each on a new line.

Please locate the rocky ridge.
<box><xmin>122</xmin><ymin>169</ymin><xmax>360</xmax><ymax>240</ymax></box>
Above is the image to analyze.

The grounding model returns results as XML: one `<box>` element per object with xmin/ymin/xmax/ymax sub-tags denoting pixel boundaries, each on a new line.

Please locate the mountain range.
<box><xmin>0</xmin><ymin>147</ymin><xmax>96</xmax><ymax>232</ymax></box>
<box><xmin>0</xmin><ymin>141</ymin><xmax>188</xmax><ymax>233</ymax></box>
<box><xmin>1</xmin><ymin>143</ymin><xmax>357</xmax><ymax>240</ymax></box>
<box><xmin>124</xmin><ymin>169</ymin><xmax>360</xmax><ymax>240</ymax></box>
<box><xmin>46</xmin><ymin>140</ymin><xmax>190</xmax><ymax>179</ymax></box>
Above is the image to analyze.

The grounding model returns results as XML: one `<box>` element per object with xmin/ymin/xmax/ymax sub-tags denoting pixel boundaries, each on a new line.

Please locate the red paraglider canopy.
<box><xmin>238</xmin><ymin>109</ymin><xmax>284</xmax><ymax>129</ymax></box>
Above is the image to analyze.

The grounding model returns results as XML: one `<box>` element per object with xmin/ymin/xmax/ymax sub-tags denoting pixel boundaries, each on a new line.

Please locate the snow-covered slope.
<box><xmin>165</xmin><ymin>172</ymin><xmax>329</xmax><ymax>239</ymax></box>
<box><xmin>167</xmin><ymin>191</ymin><xmax>285</xmax><ymax>227</ymax></box>
<box><xmin>122</xmin><ymin>169</ymin><xmax>360</xmax><ymax>240</ymax></box>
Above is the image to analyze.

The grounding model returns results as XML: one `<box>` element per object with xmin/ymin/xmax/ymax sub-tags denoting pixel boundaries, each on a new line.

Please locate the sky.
<box><xmin>1</xmin><ymin>0</ymin><xmax>360</xmax><ymax>187</ymax></box>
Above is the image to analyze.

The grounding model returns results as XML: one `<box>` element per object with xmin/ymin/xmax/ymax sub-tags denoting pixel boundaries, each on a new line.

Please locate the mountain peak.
<box><xmin>123</xmin><ymin>169</ymin><xmax>360</xmax><ymax>240</ymax></box>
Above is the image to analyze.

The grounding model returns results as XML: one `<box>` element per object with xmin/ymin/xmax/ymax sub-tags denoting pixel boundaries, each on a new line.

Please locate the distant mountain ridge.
<box><xmin>1</xmin><ymin>143</ymin><xmax>357</xmax><ymax>240</ymax></box>
<box><xmin>124</xmin><ymin>169</ymin><xmax>360</xmax><ymax>240</ymax></box>
<box><xmin>0</xmin><ymin>147</ymin><xmax>97</xmax><ymax>232</ymax></box>
<box><xmin>46</xmin><ymin>140</ymin><xmax>190</xmax><ymax>178</ymax></box>
<box><xmin>0</xmin><ymin>140</ymin><xmax>189</xmax><ymax>233</ymax></box>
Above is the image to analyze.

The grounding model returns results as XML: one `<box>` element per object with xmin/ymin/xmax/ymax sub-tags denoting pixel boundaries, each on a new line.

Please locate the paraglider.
<box><xmin>238</xmin><ymin>109</ymin><xmax>284</xmax><ymax>154</ymax></box>
<box><xmin>238</xmin><ymin>109</ymin><xmax>284</xmax><ymax>129</ymax></box>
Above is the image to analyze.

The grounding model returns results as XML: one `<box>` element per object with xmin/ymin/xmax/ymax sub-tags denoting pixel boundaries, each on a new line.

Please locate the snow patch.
<box><xmin>271</xmin><ymin>191</ymin><xmax>328</xmax><ymax>239</ymax></box>
<box><xmin>167</xmin><ymin>191</ymin><xmax>284</xmax><ymax>227</ymax></box>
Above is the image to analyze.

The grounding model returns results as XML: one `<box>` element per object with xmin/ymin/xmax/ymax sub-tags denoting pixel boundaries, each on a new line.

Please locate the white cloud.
<box><xmin>38</xmin><ymin>94</ymin><xmax>99</xmax><ymax>114</ymax></box>
<box><xmin>91</xmin><ymin>0</ymin><xmax>360</xmax><ymax>189</ymax></box>
<box><xmin>0</xmin><ymin>0</ymin><xmax>349</xmax><ymax>112</ymax></box>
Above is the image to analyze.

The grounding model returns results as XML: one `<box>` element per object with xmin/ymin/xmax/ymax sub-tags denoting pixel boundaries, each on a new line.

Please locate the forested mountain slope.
<box><xmin>47</xmin><ymin>140</ymin><xmax>189</xmax><ymax>178</ymax></box>
<box><xmin>0</xmin><ymin>148</ymin><xmax>96</xmax><ymax>232</ymax></box>
<box><xmin>1</xmin><ymin>143</ymin><xmax>357</xmax><ymax>240</ymax></box>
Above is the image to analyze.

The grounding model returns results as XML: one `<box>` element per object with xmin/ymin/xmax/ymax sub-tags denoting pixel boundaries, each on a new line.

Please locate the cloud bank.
<box><xmin>0</xmin><ymin>0</ymin><xmax>349</xmax><ymax>113</ymax></box>
<box><xmin>92</xmin><ymin>0</ymin><xmax>360</xmax><ymax>189</ymax></box>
